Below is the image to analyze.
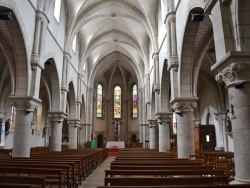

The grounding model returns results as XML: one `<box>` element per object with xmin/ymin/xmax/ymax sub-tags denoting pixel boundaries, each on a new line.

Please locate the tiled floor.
<box><xmin>79</xmin><ymin>156</ymin><xmax>115</xmax><ymax>188</ymax></box>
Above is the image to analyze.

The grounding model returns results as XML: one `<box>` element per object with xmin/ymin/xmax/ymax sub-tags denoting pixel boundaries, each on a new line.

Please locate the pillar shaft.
<box><xmin>10</xmin><ymin>97</ymin><xmax>40</xmax><ymax>157</ymax></box>
<box><xmin>68</xmin><ymin>120</ymin><xmax>80</xmax><ymax>149</ymax></box>
<box><xmin>214</xmin><ymin>112</ymin><xmax>227</xmax><ymax>151</ymax></box>
<box><xmin>79</xmin><ymin>124</ymin><xmax>87</xmax><ymax>147</ymax></box>
<box><xmin>48</xmin><ymin>111</ymin><xmax>66</xmax><ymax>151</ymax></box>
<box><xmin>156</xmin><ymin>112</ymin><xmax>172</xmax><ymax>153</ymax></box>
<box><xmin>50</xmin><ymin>121</ymin><xmax>63</xmax><ymax>151</ymax></box>
<box><xmin>148</xmin><ymin>120</ymin><xmax>158</xmax><ymax>149</ymax></box>
<box><xmin>215</xmin><ymin>62</ymin><xmax>250</xmax><ymax>184</ymax></box>
<box><xmin>171</xmin><ymin>99</ymin><xmax>197</xmax><ymax>158</ymax></box>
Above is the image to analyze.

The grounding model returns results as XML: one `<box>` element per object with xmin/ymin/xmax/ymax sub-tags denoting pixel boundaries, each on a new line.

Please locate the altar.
<box><xmin>106</xmin><ymin>141</ymin><xmax>125</xmax><ymax>149</ymax></box>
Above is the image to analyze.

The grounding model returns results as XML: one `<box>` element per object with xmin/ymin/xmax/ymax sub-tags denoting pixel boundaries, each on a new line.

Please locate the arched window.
<box><xmin>72</xmin><ymin>35</ymin><xmax>76</xmax><ymax>52</ymax></box>
<box><xmin>54</xmin><ymin>0</ymin><xmax>61</xmax><ymax>22</ymax></box>
<box><xmin>132</xmin><ymin>84</ymin><xmax>138</xmax><ymax>118</ymax></box>
<box><xmin>10</xmin><ymin>106</ymin><xmax>16</xmax><ymax>130</ymax></box>
<box><xmin>114</xmin><ymin>86</ymin><xmax>121</xmax><ymax>118</ymax></box>
<box><xmin>96</xmin><ymin>84</ymin><xmax>103</xmax><ymax>117</ymax></box>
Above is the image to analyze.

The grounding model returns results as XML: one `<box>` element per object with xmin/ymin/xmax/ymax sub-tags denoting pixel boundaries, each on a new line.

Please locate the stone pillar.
<box><xmin>156</xmin><ymin>112</ymin><xmax>172</xmax><ymax>153</ymax></box>
<box><xmin>61</xmin><ymin>53</ymin><xmax>70</xmax><ymax>112</ymax></box>
<box><xmin>153</xmin><ymin>53</ymin><xmax>160</xmax><ymax>114</ymax></box>
<box><xmin>86</xmin><ymin>88</ymin><xmax>93</xmax><ymax>141</ymax></box>
<box><xmin>148</xmin><ymin>119</ymin><xmax>158</xmax><ymax>149</ymax></box>
<box><xmin>79</xmin><ymin>123</ymin><xmax>87</xmax><ymax>147</ymax></box>
<box><xmin>68</xmin><ymin>119</ymin><xmax>80</xmax><ymax>149</ymax></box>
<box><xmin>9</xmin><ymin>96</ymin><xmax>40</xmax><ymax>157</ymax></box>
<box><xmin>215</xmin><ymin>61</ymin><xmax>250</xmax><ymax>184</ymax></box>
<box><xmin>166</xmin><ymin>13</ymin><xmax>179</xmax><ymax>99</ymax></box>
<box><xmin>214</xmin><ymin>112</ymin><xmax>227</xmax><ymax>151</ymax></box>
<box><xmin>171</xmin><ymin>98</ymin><xmax>198</xmax><ymax>158</ymax></box>
<box><xmin>140</xmin><ymin>124</ymin><xmax>146</xmax><ymax>148</ymax></box>
<box><xmin>85</xmin><ymin>124</ymin><xmax>92</xmax><ymax>142</ymax></box>
<box><xmin>145</xmin><ymin>74</ymin><xmax>150</xmax><ymax>103</ymax></box>
<box><xmin>47</xmin><ymin>111</ymin><xmax>67</xmax><ymax>151</ymax></box>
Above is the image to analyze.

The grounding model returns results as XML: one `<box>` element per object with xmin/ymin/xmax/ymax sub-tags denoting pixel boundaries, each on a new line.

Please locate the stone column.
<box><xmin>156</xmin><ymin>112</ymin><xmax>172</xmax><ymax>153</ymax></box>
<box><xmin>79</xmin><ymin>123</ymin><xmax>87</xmax><ymax>147</ymax></box>
<box><xmin>86</xmin><ymin>88</ymin><xmax>93</xmax><ymax>141</ymax></box>
<box><xmin>85</xmin><ymin>124</ymin><xmax>92</xmax><ymax>142</ymax></box>
<box><xmin>47</xmin><ymin>111</ymin><xmax>67</xmax><ymax>151</ymax></box>
<box><xmin>153</xmin><ymin>53</ymin><xmax>160</xmax><ymax>114</ymax></box>
<box><xmin>9</xmin><ymin>96</ymin><xmax>40</xmax><ymax>157</ymax></box>
<box><xmin>148</xmin><ymin>119</ymin><xmax>158</xmax><ymax>149</ymax></box>
<box><xmin>214</xmin><ymin>112</ymin><xmax>228</xmax><ymax>151</ymax></box>
<box><xmin>215</xmin><ymin>62</ymin><xmax>250</xmax><ymax>184</ymax></box>
<box><xmin>61</xmin><ymin>53</ymin><xmax>70</xmax><ymax>112</ymax></box>
<box><xmin>68</xmin><ymin>119</ymin><xmax>80</xmax><ymax>149</ymax></box>
<box><xmin>166</xmin><ymin>13</ymin><xmax>179</xmax><ymax>99</ymax></box>
<box><xmin>171</xmin><ymin>98</ymin><xmax>198</xmax><ymax>158</ymax></box>
<box><xmin>145</xmin><ymin>74</ymin><xmax>150</xmax><ymax>103</ymax></box>
<box><xmin>140</xmin><ymin>124</ymin><xmax>146</xmax><ymax>148</ymax></box>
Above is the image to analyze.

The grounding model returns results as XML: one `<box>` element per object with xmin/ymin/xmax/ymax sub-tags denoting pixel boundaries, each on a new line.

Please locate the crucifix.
<box><xmin>112</xmin><ymin>120</ymin><xmax>122</xmax><ymax>141</ymax></box>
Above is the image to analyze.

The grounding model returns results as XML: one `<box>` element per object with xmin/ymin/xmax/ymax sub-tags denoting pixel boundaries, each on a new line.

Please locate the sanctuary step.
<box><xmin>108</xmin><ymin>149</ymin><xmax>119</xmax><ymax>156</ymax></box>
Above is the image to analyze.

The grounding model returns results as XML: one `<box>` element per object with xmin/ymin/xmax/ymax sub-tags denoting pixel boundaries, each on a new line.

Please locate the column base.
<box><xmin>230</xmin><ymin>177</ymin><xmax>250</xmax><ymax>184</ymax></box>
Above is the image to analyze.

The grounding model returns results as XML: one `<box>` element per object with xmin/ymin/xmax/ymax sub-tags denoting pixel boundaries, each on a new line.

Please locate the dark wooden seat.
<box><xmin>105</xmin><ymin>169</ymin><xmax>225</xmax><ymax>177</ymax></box>
<box><xmin>0</xmin><ymin>175</ymin><xmax>45</xmax><ymax>188</ymax></box>
<box><xmin>104</xmin><ymin>176</ymin><xmax>228</xmax><ymax>186</ymax></box>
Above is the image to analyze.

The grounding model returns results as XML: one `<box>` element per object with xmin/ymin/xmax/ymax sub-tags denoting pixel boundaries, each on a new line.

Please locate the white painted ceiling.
<box><xmin>66</xmin><ymin>0</ymin><xmax>159</xmax><ymax>76</ymax></box>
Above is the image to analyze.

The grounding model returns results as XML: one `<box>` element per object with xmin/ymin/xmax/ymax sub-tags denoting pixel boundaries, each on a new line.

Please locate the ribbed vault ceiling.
<box><xmin>66</xmin><ymin>0</ymin><xmax>158</xmax><ymax>78</ymax></box>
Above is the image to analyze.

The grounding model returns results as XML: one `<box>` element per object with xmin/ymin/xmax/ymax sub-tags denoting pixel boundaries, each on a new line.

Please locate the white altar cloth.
<box><xmin>106</xmin><ymin>141</ymin><xmax>125</xmax><ymax>148</ymax></box>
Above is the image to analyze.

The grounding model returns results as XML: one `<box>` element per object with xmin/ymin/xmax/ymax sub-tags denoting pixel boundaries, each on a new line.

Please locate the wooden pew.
<box><xmin>105</xmin><ymin>169</ymin><xmax>225</xmax><ymax>177</ymax></box>
<box><xmin>114</xmin><ymin>158</ymin><xmax>187</xmax><ymax>161</ymax></box>
<box><xmin>111</xmin><ymin>161</ymin><xmax>203</xmax><ymax>166</ymax></box>
<box><xmin>104</xmin><ymin>176</ymin><xmax>228</xmax><ymax>186</ymax></box>
<box><xmin>110</xmin><ymin>165</ymin><xmax>214</xmax><ymax>171</ymax></box>
<box><xmin>0</xmin><ymin>184</ymin><xmax>33</xmax><ymax>188</ymax></box>
<box><xmin>0</xmin><ymin>162</ymin><xmax>71</xmax><ymax>188</ymax></box>
<box><xmin>0</xmin><ymin>175</ymin><xmax>45</xmax><ymax>188</ymax></box>
<box><xmin>0</xmin><ymin>167</ymin><xmax>64</xmax><ymax>188</ymax></box>
<box><xmin>97</xmin><ymin>185</ymin><xmax>249</xmax><ymax>188</ymax></box>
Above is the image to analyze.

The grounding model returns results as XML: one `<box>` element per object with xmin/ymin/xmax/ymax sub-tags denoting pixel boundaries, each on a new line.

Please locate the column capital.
<box><xmin>148</xmin><ymin>119</ymin><xmax>158</xmax><ymax>128</ymax></box>
<box><xmin>67</xmin><ymin>119</ymin><xmax>81</xmax><ymax>125</ymax></box>
<box><xmin>63</xmin><ymin>52</ymin><xmax>71</xmax><ymax>61</ymax></box>
<box><xmin>215</xmin><ymin>62</ymin><xmax>250</xmax><ymax>88</ymax></box>
<box><xmin>214</xmin><ymin>111</ymin><xmax>227</xmax><ymax>121</ymax></box>
<box><xmin>152</xmin><ymin>53</ymin><xmax>159</xmax><ymax>61</ymax></box>
<box><xmin>47</xmin><ymin>111</ymin><xmax>67</xmax><ymax>122</ymax></box>
<box><xmin>155</xmin><ymin>112</ymin><xmax>173</xmax><ymax>122</ymax></box>
<box><xmin>165</xmin><ymin>11</ymin><xmax>176</xmax><ymax>24</ymax></box>
<box><xmin>167</xmin><ymin>56</ymin><xmax>179</xmax><ymax>71</ymax></box>
<box><xmin>153</xmin><ymin>83</ymin><xmax>160</xmax><ymax>93</ymax></box>
<box><xmin>170</xmin><ymin>97</ymin><xmax>198</xmax><ymax>113</ymax></box>
<box><xmin>9</xmin><ymin>96</ymin><xmax>41</xmax><ymax>112</ymax></box>
<box><xmin>145</xmin><ymin>74</ymin><xmax>150</xmax><ymax>79</ymax></box>
<box><xmin>87</xmin><ymin>87</ymin><xmax>93</xmax><ymax>92</ymax></box>
<box><xmin>35</xmin><ymin>11</ymin><xmax>49</xmax><ymax>23</ymax></box>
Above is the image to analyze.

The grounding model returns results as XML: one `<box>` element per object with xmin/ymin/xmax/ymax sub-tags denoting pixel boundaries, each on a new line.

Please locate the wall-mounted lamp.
<box><xmin>234</xmin><ymin>82</ymin><xmax>244</xmax><ymax>89</ymax></box>
<box><xmin>0</xmin><ymin>11</ymin><xmax>12</xmax><ymax>20</ymax></box>
<box><xmin>191</xmin><ymin>13</ymin><xmax>204</xmax><ymax>21</ymax></box>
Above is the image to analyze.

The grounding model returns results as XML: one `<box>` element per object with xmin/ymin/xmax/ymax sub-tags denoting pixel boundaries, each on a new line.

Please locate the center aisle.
<box><xmin>79</xmin><ymin>156</ymin><xmax>115</xmax><ymax>188</ymax></box>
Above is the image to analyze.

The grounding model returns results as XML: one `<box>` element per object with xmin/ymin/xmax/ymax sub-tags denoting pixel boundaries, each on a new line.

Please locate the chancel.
<box><xmin>1</xmin><ymin>0</ymin><xmax>250</xmax><ymax>187</ymax></box>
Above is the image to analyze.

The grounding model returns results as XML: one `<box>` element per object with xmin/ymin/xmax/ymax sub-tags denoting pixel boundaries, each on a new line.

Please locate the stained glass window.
<box><xmin>54</xmin><ymin>0</ymin><xmax>61</xmax><ymax>22</ymax></box>
<box><xmin>114</xmin><ymin>86</ymin><xmax>121</xmax><ymax>118</ymax></box>
<box><xmin>132</xmin><ymin>85</ymin><xmax>138</xmax><ymax>118</ymax></box>
<box><xmin>96</xmin><ymin>84</ymin><xmax>103</xmax><ymax>117</ymax></box>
